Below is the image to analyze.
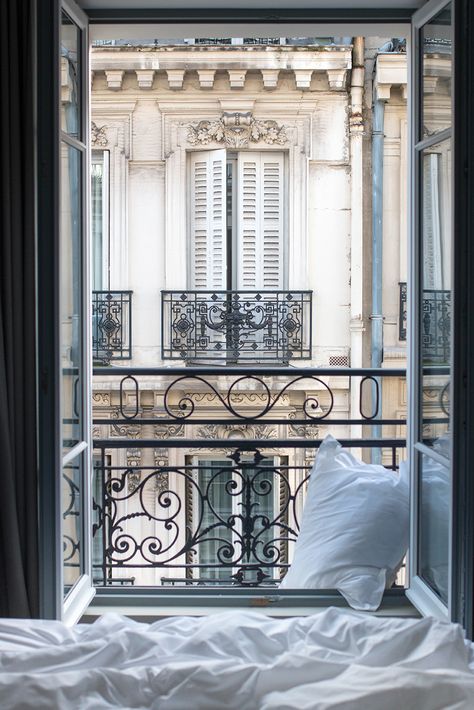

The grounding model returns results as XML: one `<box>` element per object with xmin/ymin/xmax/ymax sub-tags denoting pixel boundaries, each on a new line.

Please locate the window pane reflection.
<box><xmin>61</xmin><ymin>141</ymin><xmax>82</xmax><ymax>452</ymax></box>
<box><xmin>419</xmin><ymin>452</ymin><xmax>449</xmax><ymax>604</ymax></box>
<box><xmin>63</xmin><ymin>458</ymin><xmax>82</xmax><ymax>595</ymax></box>
<box><xmin>420</xmin><ymin>138</ymin><xmax>451</xmax><ymax>454</ymax></box>
<box><xmin>61</xmin><ymin>11</ymin><xmax>81</xmax><ymax>139</ymax></box>
<box><xmin>421</xmin><ymin>3</ymin><xmax>452</xmax><ymax>139</ymax></box>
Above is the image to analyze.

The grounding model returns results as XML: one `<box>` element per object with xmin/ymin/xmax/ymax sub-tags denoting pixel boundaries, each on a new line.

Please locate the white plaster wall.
<box><xmin>128</xmin><ymin>161</ymin><xmax>165</xmax><ymax>364</ymax></box>
<box><xmin>308</xmin><ymin>162</ymin><xmax>351</xmax><ymax>363</ymax></box>
<box><xmin>382</xmin><ymin>95</ymin><xmax>407</xmax><ymax>352</ymax></box>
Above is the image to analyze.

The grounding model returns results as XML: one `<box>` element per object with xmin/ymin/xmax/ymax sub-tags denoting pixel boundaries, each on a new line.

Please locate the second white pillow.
<box><xmin>280</xmin><ymin>435</ymin><xmax>409</xmax><ymax>610</ymax></box>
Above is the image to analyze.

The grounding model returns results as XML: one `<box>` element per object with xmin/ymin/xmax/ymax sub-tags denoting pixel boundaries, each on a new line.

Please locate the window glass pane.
<box><xmin>418</xmin><ymin>452</ymin><xmax>449</xmax><ymax>604</ymax></box>
<box><xmin>420</xmin><ymin>138</ymin><xmax>451</xmax><ymax>455</ymax></box>
<box><xmin>421</xmin><ymin>3</ymin><xmax>452</xmax><ymax>139</ymax></box>
<box><xmin>63</xmin><ymin>457</ymin><xmax>82</xmax><ymax>595</ymax></box>
<box><xmin>61</xmin><ymin>141</ymin><xmax>83</xmax><ymax>451</ymax></box>
<box><xmin>198</xmin><ymin>461</ymin><xmax>233</xmax><ymax>581</ymax></box>
<box><xmin>196</xmin><ymin>459</ymin><xmax>276</xmax><ymax>582</ymax></box>
<box><xmin>61</xmin><ymin>11</ymin><xmax>81</xmax><ymax>139</ymax></box>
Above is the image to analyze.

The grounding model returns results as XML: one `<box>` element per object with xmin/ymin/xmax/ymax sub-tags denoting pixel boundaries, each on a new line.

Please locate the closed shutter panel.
<box><xmin>190</xmin><ymin>149</ymin><xmax>227</xmax><ymax>289</ymax></box>
<box><xmin>237</xmin><ymin>152</ymin><xmax>284</xmax><ymax>290</ymax></box>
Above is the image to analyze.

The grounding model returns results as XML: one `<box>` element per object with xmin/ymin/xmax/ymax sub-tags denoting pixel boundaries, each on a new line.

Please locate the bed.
<box><xmin>1</xmin><ymin>608</ymin><xmax>474</xmax><ymax>709</ymax></box>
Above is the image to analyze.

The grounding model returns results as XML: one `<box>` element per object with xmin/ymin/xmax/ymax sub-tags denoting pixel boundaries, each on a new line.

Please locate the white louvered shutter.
<box><xmin>236</xmin><ymin>152</ymin><xmax>285</xmax><ymax>290</ymax></box>
<box><xmin>190</xmin><ymin>149</ymin><xmax>227</xmax><ymax>289</ymax></box>
<box><xmin>422</xmin><ymin>152</ymin><xmax>443</xmax><ymax>290</ymax></box>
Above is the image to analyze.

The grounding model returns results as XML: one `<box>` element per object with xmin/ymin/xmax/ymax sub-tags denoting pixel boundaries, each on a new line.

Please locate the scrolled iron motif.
<box><xmin>162</xmin><ymin>290</ymin><xmax>312</xmax><ymax>361</ymax></box>
<box><xmin>94</xmin><ymin>450</ymin><xmax>304</xmax><ymax>580</ymax></box>
<box><xmin>163</xmin><ymin>374</ymin><xmax>334</xmax><ymax>421</ymax></box>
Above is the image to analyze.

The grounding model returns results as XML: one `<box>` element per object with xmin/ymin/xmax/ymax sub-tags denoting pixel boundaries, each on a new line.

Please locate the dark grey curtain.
<box><xmin>0</xmin><ymin>0</ymin><xmax>39</xmax><ymax>617</ymax></box>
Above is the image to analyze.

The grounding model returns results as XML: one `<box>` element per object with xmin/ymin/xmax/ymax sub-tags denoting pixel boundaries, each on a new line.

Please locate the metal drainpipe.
<box><xmin>371</xmin><ymin>92</ymin><xmax>386</xmax><ymax>464</ymax></box>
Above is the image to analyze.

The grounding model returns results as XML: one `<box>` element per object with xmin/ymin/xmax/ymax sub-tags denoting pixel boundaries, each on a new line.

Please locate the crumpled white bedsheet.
<box><xmin>1</xmin><ymin>608</ymin><xmax>474</xmax><ymax>709</ymax></box>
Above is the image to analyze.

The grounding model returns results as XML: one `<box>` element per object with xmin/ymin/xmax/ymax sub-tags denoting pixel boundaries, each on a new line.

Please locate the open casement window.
<box><xmin>189</xmin><ymin>150</ymin><xmax>286</xmax><ymax>290</ymax></box>
<box><xmin>407</xmin><ymin>0</ymin><xmax>453</xmax><ymax>621</ymax></box>
<box><xmin>38</xmin><ymin>0</ymin><xmax>94</xmax><ymax>622</ymax></box>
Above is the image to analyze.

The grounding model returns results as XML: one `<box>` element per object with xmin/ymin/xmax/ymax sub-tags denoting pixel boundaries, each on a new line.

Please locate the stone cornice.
<box><xmin>91</xmin><ymin>47</ymin><xmax>352</xmax><ymax>92</ymax></box>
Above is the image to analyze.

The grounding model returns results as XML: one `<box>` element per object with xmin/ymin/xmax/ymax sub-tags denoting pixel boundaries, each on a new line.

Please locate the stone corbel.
<box><xmin>261</xmin><ymin>69</ymin><xmax>280</xmax><ymax>90</ymax></box>
<box><xmin>374</xmin><ymin>83</ymin><xmax>392</xmax><ymax>101</ymax></box>
<box><xmin>227</xmin><ymin>70</ymin><xmax>247</xmax><ymax>88</ymax></box>
<box><xmin>423</xmin><ymin>76</ymin><xmax>439</xmax><ymax>94</ymax></box>
<box><xmin>105</xmin><ymin>70</ymin><xmax>124</xmax><ymax>90</ymax></box>
<box><xmin>135</xmin><ymin>69</ymin><xmax>155</xmax><ymax>89</ymax></box>
<box><xmin>197</xmin><ymin>70</ymin><xmax>216</xmax><ymax>89</ymax></box>
<box><xmin>294</xmin><ymin>70</ymin><xmax>313</xmax><ymax>90</ymax></box>
<box><xmin>166</xmin><ymin>69</ymin><xmax>185</xmax><ymax>89</ymax></box>
<box><xmin>327</xmin><ymin>68</ymin><xmax>347</xmax><ymax>90</ymax></box>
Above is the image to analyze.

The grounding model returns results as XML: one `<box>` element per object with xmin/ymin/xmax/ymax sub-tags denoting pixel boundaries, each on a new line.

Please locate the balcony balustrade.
<box><xmin>399</xmin><ymin>282</ymin><xmax>451</xmax><ymax>363</ymax></box>
<box><xmin>89</xmin><ymin>366</ymin><xmax>418</xmax><ymax>588</ymax></box>
<box><xmin>92</xmin><ymin>290</ymin><xmax>132</xmax><ymax>363</ymax></box>
<box><xmin>161</xmin><ymin>290</ymin><xmax>312</xmax><ymax>363</ymax></box>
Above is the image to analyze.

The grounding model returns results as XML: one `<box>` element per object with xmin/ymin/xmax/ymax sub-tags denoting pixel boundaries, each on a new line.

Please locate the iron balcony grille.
<box><xmin>399</xmin><ymin>282</ymin><xmax>451</xmax><ymax>363</ymax></box>
<box><xmin>161</xmin><ymin>290</ymin><xmax>313</xmax><ymax>363</ymax></box>
<box><xmin>90</xmin><ymin>365</ymin><xmax>418</xmax><ymax>588</ymax></box>
<box><xmin>92</xmin><ymin>290</ymin><xmax>132</xmax><ymax>363</ymax></box>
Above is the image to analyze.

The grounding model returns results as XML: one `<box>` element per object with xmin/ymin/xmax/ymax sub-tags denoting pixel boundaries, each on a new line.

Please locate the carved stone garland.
<box><xmin>187</xmin><ymin>111</ymin><xmax>288</xmax><ymax>149</ymax></box>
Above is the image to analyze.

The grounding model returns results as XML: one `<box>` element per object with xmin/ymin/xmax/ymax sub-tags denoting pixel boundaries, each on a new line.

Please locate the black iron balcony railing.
<box><xmin>161</xmin><ymin>290</ymin><xmax>312</xmax><ymax>363</ymax></box>
<box><xmin>91</xmin><ymin>366</ymin><xmax>414</xmax><ymax>588</ymax></box>
<box><xmin>399</xmin><ymin>282</ymin><xmax>451</xmax><ymax>363</ymax></box>
<box><xmin>92</xmin><ymin>290</ymin><xmax>132</xmax><ymax>363</ymax></box>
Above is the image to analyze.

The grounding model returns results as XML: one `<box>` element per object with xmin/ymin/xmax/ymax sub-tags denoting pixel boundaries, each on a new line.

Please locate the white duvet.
<box><xmin>1</xmin><ymin>608</ymin><xmax>474</xmax><ymax>709</ymax></box>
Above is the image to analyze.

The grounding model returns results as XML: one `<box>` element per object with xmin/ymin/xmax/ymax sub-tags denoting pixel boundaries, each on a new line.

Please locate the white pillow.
<box><xmin>280</xmin><ymin>435</ymin><xmax>409</xmax><ymax>610</ymax></box>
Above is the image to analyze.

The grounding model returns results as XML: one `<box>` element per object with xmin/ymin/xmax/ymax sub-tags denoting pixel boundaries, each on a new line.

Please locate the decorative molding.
<box><xmin>154</xmin><ymin>422</ymin><xmax>185</xmax><ymax>439</ymax></box>
<box><xmin>127</xmin><ymin>470</ymin><xmax>142</xmax><ymax>494</ymax></box>
<box><xmin>294</xmin><ymin>70</ymin><xmax>313</xmax><ymax>90</ymax></box>
<box><xmin>166</xmin><ymin>69</ymin><xmax>185</xmax><ymax>89</ymax></box>
<box><xmin>261</xmin><ymin>70</ymin><xmax>280</xmax><ymax>90</ymax></box>
<box><xmin>187</xmin><ymin>112</ymin><xmax>288</xmax><ymax>149</ymax></box>
<box><xmin>196</xmin><ymin>424</ymin><xmax>278</xmax><ymax>440</ymax></box>
<box><xmin>154</xmin><ymin>447</ymin><xmax>169</xmax><ymax>466</ymax></box>
<box><xmin>288</xmin><ymin>420</ymin><xmax>319</xmax><ymax>439</ymax></box>
<box><xmin>110</xmin><ymin>412</ymin><xmax>142</xmax><ymax>439</ymax></box>
<box><xmin>154</xmin><ymin>472</ymin><xmax>170</xmax><ymax>495</ymax></box>
<box><xmin>105</xmin><ymin>70</ymin><xmax>124</xmax><ymax>90</ymax></box>
<box><xmin>92</xmin><ymin>391</ymin><xmax>110</xmax><ymax>405</ymax></box>
<box><xmin>91</xmin><ymin>121</ymin><xmax>109</xmax><ymax>147</ymax></box>
<box><xmin>197</xmin><ymin>69</ymin><xmax>216</xmax><ymax>89</ymax></box>
<box><xmin>135</xmin><ymin>69</ymin><xmax>155</xmax><ymax>89</ymax></box>
<box><xmin>227</xmin><ymin>69</ymin><xmax>247</xmax><ymax>88</ymax></box>
<box><xmin>326</xmin><ymin>68</ymin><xmax>347</xmax><ymax>90</ymax></box>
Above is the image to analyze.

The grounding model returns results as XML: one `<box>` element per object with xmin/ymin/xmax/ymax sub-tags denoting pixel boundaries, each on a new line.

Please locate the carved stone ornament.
<box><xmin>127</xmin><ymin>470</ymin><xmax>142</xmax><ymax>494</ymax></box>
<box><xmin>91</xmin><ymin>121</ymin><xmax>108</xmax><ymax>147</ymax></box>
<box><xmin>187</xmin><ymin>112</ymin><xmax>288</xmax><ymax>149</ymax></box>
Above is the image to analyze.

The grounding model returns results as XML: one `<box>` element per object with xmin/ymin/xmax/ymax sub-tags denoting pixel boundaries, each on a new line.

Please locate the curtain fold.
<box><xmin>0</xmin><ymin>0</ymin><xmax>39</xmax><ymax>617</ymax></box>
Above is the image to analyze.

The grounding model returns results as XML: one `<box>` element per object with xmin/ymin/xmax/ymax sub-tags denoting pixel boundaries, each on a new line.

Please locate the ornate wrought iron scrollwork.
<box><xmin>399</xmin><ymin>283</ymin><xmax>451</xmax><ymax>364</ymax></box>
<box><xmin>162</xmin><ymin>373</ymin><xmax>334</xmax><ymax>422</ymax></box>
<box><xmin>92</xmin><ymin>290</ymin><xmax>132</xmax><ymax>363</ymax></box>
<box><xmin>92</xmin><ymin>449</ymin><xmax>307</xmax><ymax>584</ymax></box>
<box><xmin>161</xmin><ymin>290</ymin><xmax>312</xmax><ymax>362</ymax></box>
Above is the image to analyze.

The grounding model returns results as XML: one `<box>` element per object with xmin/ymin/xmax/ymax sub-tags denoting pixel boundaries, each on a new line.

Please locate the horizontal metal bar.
<box><xmin>93</xmin><ymin>366</ymin><xmax>409</xmax><ymax>377</ymax></box>
<box><xmin>93</xmin><ymin>438</ymin><xmax>407</xmax><ymax>449</ymax></box>
<box><xmin>91</xmin><ymin>587</ymin><xmax>408</xmax><ymax>601</ymax></box>
<box><xmin>87</xmin><ymin>8</ymin><xmax>414</xmax><ymax>24</ymax></box>
<box><xmin>92</xmin><ymin>417</ymin><xmax>407</xmax><ymax>426</ymax></box>
<box><xmin>93</xmin><ymin>290</ymin><xmax>133</xmax><ymax>295</ymax></box>
<box><xmin>161</xmin><ymin>289</ymin><xmax>313</xmax><ymax>295</ymax></box>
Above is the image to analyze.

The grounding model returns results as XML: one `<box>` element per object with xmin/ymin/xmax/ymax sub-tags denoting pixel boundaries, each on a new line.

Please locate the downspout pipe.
<box><xmin>371</xmin><ymin>91</ymin><xmax>386</xmax><ymax>462</ymax></box>
<box><xmin>349</xmin><ymin>37</ymin><xmax>365</xmax><ymax>454</ymax></box>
